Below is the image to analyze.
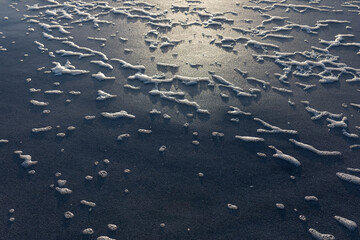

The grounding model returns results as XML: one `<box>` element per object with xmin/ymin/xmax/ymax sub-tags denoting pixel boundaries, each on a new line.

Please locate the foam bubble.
<box><xmin>84</xmin><ymin>115</ymin><xmax>96</xmax><ymax>120</ymax></box>
<box><xmin>159</xmin><ymin>145</ymin><xmax>167</xmax><ymax>152</ymax></box>
<box><xmin>269</xmin><ymin>145</ymin><xmax>301</xmax><ymax>167</ymax></box>
<box><xmin>334</xmin><ymin>216</ymin><xmax>357</xmax><ymax>231</ymax></box>
<box><xmin>92</xmin><ymin>72</ymin><xmax>116</xmax><ymax>81</ymax></box>
<box><xmin>117</xmin><ymin>134</ymin><xmax>130</xmax><ymax>141</ymax></box>
<box><xmin>138</xmin><ymin>129</ymin><xmax>152</xmax><ymax>134</ymax></box>
<box><xmin>64</xmin><ymin>211</ymin><xmax>74</xmax><ymax>219</ymax></box>
<box><xmin>227</xmin><ymin>203</ymin><xmax>238</xmax><ymax>210</ymax></box>
<box><xmin>81</xmin><ymin>200</ymin><xmax>96</xmax><ymax>208</ymax></box>
<box><xmin>97</xmin><ymin>237</ymin><xmax>116</xmax><ymax>240</ymax></box>
<box><xmin>336</xmin><ymin>172</ymin><xmax>360</xmax><ymax>186</ymax></box>
<box><xmin>308</xmin><ymin>228</ymin><xmax>335</xmax><ymax>240</ymax></box>
<box><xmin>289</xmin><ymin>139</ymin><xmax>341</xmax><ymax>156</ymax></box>
<box><xmin>51</xmin><ymin>60</ymin><xmax>89</xmax><ymax>76</ymax></box>
<box><xmin>107</xmin><ymin>224</ymin><xmax>118</xmax><ymax>231</ymax></box>
<box><xmin>276</xmin><ymin>203</ymin><xmax>285</xmax><ymax>209</ymax></box>
<box><xmin>235</xmin><ymin>136</ymin><xmax>264</xmax><ymax>142</ymax></box>
<box><xmin>305</xmin><ymin>196</ymin><xmax>319</xmax><ymax>202</ymax></box>
<box><xmin>85</xmin><ymin>176</ymin><xmax>93</xmax><ymax>181</ymax></box>
<box><xmin>96</xmin><ymin>90</ymin><xmax>117</xmax><ymax>101</ymax></box>
<box><xmin>55</xmin><ymin>187</ymin><xmax>72</xmax><ymax>195</ymax></box>
<box><xmin>30</xmin><ymin>99</ymin><xmax>49</xmax><ymax>106</ymax></box>
<box><xmin>101</xmin><ymin>111</ymin><xmax>135</xmax><ymax>119</ymax></box>
<box><xmin>82</xmin><ymin>228</ymin><xmax>94</xmax><ymax>235</ymax></box>
<box><xmin>98</xmin><ymin>170</ymin><xmax>108</xmax><ymax>178</ymax></box>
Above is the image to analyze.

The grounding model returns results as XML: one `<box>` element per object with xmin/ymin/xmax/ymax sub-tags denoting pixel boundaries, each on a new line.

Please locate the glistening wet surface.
<box><xmin>0</xmin><ymin>0</ymin><xmax>360</xmax><ymax>239</ymax></box>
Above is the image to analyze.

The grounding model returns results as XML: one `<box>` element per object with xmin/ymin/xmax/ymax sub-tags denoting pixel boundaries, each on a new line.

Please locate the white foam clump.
<box><xmin>81</xmin><ymin>200</ymin><xmax>96</xmax><ymax>207</ymax></box>
<box><xmin>56</xmin><ymin>187</ymin><xmax>72</xmax><ymax>195</ymax></box>
<box><xmin>272</xmin><ymin>86</ymin><xmax>293</xmax><ymax>94</ymax></box>
<box><xmin>64</xmin><ymin>211</ymin><xmax>74</xmax><ymax>219</ymax></box>
<box><xmin>327</xmin><ymin>117</ymin><xmax>347</xmax><ymax>128</ymax></box>
<box><xmin>56</xmin><ymin>133</ymin><xmax>65</xmax><ymax>137</ymax></box>
<box><xmin>262</xmin><ymin>34</ymin><xmax>294</xmax><ymax>40</ymax></box>
<box><xmin>159</xmin><ymin>145</ymin><xmax>166</xmax><ymax>152</ymax></box>
<box><xmin>276</xmin><ymin>203</ymin><xmax>285</xmax><ymax>209</ymax></box>
<box><xmin>34</xmin><ymin>41</ymin><xmax>48</xmax><ymax>51</ymax></box>
<box><xmin>56</xmin><ymin>50</ymin><xmax>94</xmax><ymax>59</ymax></box>
<box><xmin>254</xmin><ymin>118</ymin><xmax>298</xmax><ymax>134</ymax></box>
<box><xmin>246</xmin><ymin>39</ymin><xmax>280</xmax><ymax>51</ymax></box>
<box><xmin>308</xmin><ymin>228</ymin><xmax>335</xmax><ymax>240</ymax></box>
<box><xmin>157</xmin><ymin>62</ymin><xmax>179</xmax><ymax>69</ymax></box>
<box><xmin>97</xmin><ymin>236</ymin><xmax>115</xmax><ymax>240</ymax></box>
<box><xmin>38</xmin><ymin>22</ymin><xmax>72</xmax><ymax>34</ymax></box>
<box><xmin>101</xmin><ymin>111</ymin><xmax>135</xmax><ymax>119</ymax></box>
<box><xmin>304</xmin><ymin>104</ymin><xmax>343</xmax><ymax>120</ymax></box>
<box><xmin>342</xmin><ymin>129</ymin><xmax>359</xmax><ymax>139</ymax></box>
<box><xmin>92</xmin><ymin>72</ymin><xmax>115</xmax><ymax>81</ymax></box>
<box><xmin>350</xmin><ymin>145</ymin><xmax>360</xmax><ymax>150</ymax></box>
<box><xmin>117</xmin><ymin>134</ymin><xmax>130</xmax><ymax>141</ymax></box>
<box><xmin>96</xmin><ymin>90</ymin><xmax>117</xmax><ymax>101</ymax></box>
<box><xmin>124</xmin><ymin>84</ymin><xmax>140</xmax><ymax>90</ymax></box>
<box><xmin>129</xmin><ymin>73</ymin><xmax>172</xmax><ymax>85</ymax></box>
<box><xmin>98</xmin><ymin>170</ymin><xmax>108</xmax><ymax>178</ymax></box>
<box><xmin>111</xmin><ymin>58</ymin><xmax>146</xmax><ymax>72</ymax></box>
<box><xmin>235</xmin><ymin>136</ymin><xmax>264</xmax><ymax>142</ymax></box>
<box><xmin>29</xmin><ymin>88</ymin><xmax>41</xmax><ymax>93</ymax></box>
<box><xmin>45</xmin><ymin>90</ymin><xmax>63</xmax><ymax>94</ymax></box>
<box><xmin>299</xmin><ymin>215</ymin><xmax>307</xmax><ymax>222</ymax></box>
<box><xmin>347</xmin><ymin>168</ymin><xmax>360</xmax><ymax>173</ymax></box>
<box><xmin>85</xmin><ymin>175</ymin><xmax>93</xmax><ymax>181</ymax></box>
<box><xmin>289</xmin><ymin>139</ymin><xmax>341</xmax><ymax>156</ymax></box>
<box><xmin>212</xmin><ymin>132</ymin><xmax>224</xmax><ymax>138</ymax></box>
<box><xmin>212</xmin><ymin>75</ymin><xmax>233</xmax><ymax>85</ymax></box>
<box><xmin>295</xmin><ymin>82</ymin><xmax>316</xmax><ymax>91</ymax></box>
<box><xmin>192</xmin><ymin>140</ymin><xmax>200</xmax><ymax>146</ymax></box>
<box><xmin>334</xmin><ymin>216</ymin><xmax>358</xmax><ymax>231</ymax></box>
<box><xmin>149</xmin><ymin>88</ymin><xmax>185</xmax><ymax>98</ymax></box>
<box><xmin>305</xmin><ymin>196</ymin><xmax>318</xmax><ymax>202</ymax></box>
<box><xmin>30</xmin><ymin>100</ymin><xmax>49</xmax><ymax>106</ymax></box>
<box><xmin>69</xmin><ymin>91</ymin><xmax>81</xmax><ymax>95</ymax></box>
<box><xmin>84</xmin><ymin>115</ymin><xmax>96</xmax><ymax>120</ymax></box>
<box><xmin>163</xmin><ymin>114</ymin><xmax>171</xmax><ymax>119</ymax></box>
<box><xmin>149</xmin><ymin>109</ymin><xmax>161</xmax><ymax>115</ymax></box>
<box><xmin>90</xmin><ymin>60</ymin><xmax>113</xmax><ymax>70</ymax></box>
<box><xmin>82</xmin><ymin>228</ymin><xmax>94</xmax><ymax>235</ymax></box>
<box><xmin>257</xmin><ymin>152</ymin><xmax>267</xmax><ymax>157</ymax></box>
<box><xmin>173</xmin><ymin>75</ymin><xmax>212</xmax><ymax>86</ymax></box>
<box><xmin>227</xmin><ymin>203</ymin><xmax>238</xmax><ymax>210</ymax></box>
<box><xmin>62</xmin><ymin>41</ymin><xmax>108</xmax><ymax>60</ymax></box>
<box><xmin>108</xmin><ymin>224</ymin><xmax>118</xmax><ymax>231</ymax></box>
<box><xmin>57</xmin><ymin>179</ymin><xmax>66</xmax><ymax>186</ymax></box>
<box><xmin>51</xmin><ymin>60</ymin><xmax>89</xmax><ymax>76</ymax></box>
<box><xmin>197</xmin><ymin>108</ymin><xmax>210</xmax><ymax>115</ymax></box>
<box><xmin>247</xmin><ymin>77</ymin><xmax>270</xmax><ymax>89</ymax></box>
<box><xmin>67</xmin><ymin>126</ymin><xmax>76</xmax><ymax>131</ymax></box>
<box><xmin>227</xmin><ymin>106</ymin><xmax>252</xmax><ymax>116</ymax></box>
<box><xmin>336</xmin><ymin>172</ymin><xmax>360</xmax><ymax>186</ymax></box>
<box><xmin>269</xmin><ymin>145</ymin><xmax>301</xmax><ymax>167</ymax></box>
<box><xmin>15</xmin><ymin>151</ymin><xmax>38</xmax><ymax>168</ymax></box>
<box><xmin>138</xmin><ymin>129</ymin><xmax>152</xmax><ymax>134</ymax></box>
<box><xmin>43</xmin><ymin>32</ymin><xmax>67</xmax><ymax>41</ymax></box>
<box><xmin>32</xmin><ymin>126</ymin><xmax>52</xmax><ymax>133</ymax></box>
<box><xmin>350</xmin><ymin>103</ymin><xmax>360</xmax><ymax>109</ymax></box>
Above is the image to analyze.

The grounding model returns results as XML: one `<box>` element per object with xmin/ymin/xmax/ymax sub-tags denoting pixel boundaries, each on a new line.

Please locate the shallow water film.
<box><xmin>0</xmin><ymin>0</ymin><xmax>360</xmax><ymax>239</ymax></box>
